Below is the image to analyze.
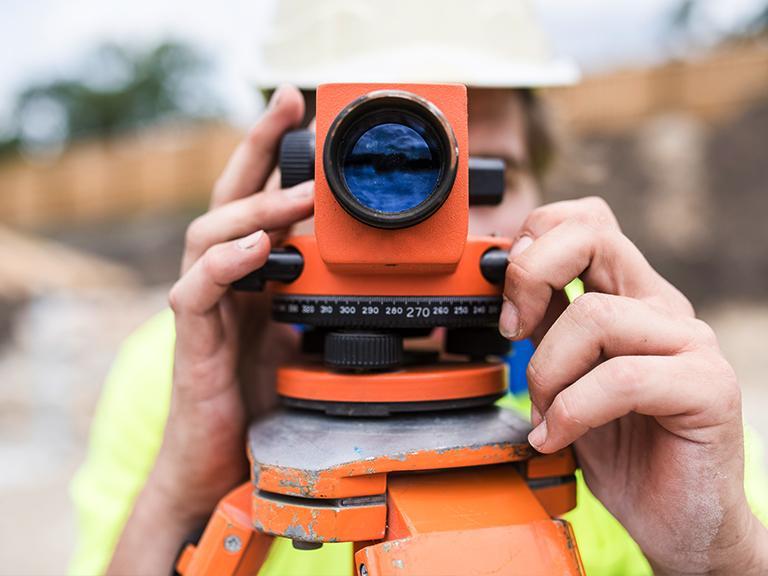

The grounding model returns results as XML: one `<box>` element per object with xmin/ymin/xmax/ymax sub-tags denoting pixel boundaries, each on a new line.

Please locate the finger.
<box><xmin>501</xmin><ymin>218</ymin><xmax>690</xmax><ymax>340</ymax></box>
<box><xmin>527</xmin><ymin>293</ymin><xmax>705</xmax><ymax>418</ymax></box>
<box><xmin>528</xmin><ymin>353</ymin><xmax>731</xmax><ymax>454</ymax></box>
<box><xmin>182</xmin><ymin>180</ymin><xmax>314</xmax><ymax>272</ymax></box>
<box><xmin>171</xmin><ymin>229</ymin><xmax>271</xmax><ymax>319</ymax></box>
<box><xmin>500</xmin><ymin>234</ymin><xmax>569</xmax><ymax>345</ymax></box>
<box><xmin>260</xmin><ymin>168</ymin><xmax>307</xmax><ymax>248</ymax></box>
<box><xmin>267</xmin><ymin>223</ymin><xmax>297</xmax><ymax>249</ymax></box>
<box><xmin>210</xmin><ymin>85</ymin><xmax>305</xmax><ymax>208</ymax></box>
<box><xmin>520</xmin><ymin>196</ymin><xmax>620</xmax><ymax>237</ymax></box>
<box><xmin>531</xmin><ymin>287</ymin><xmax>569</xmax><ymax>345</ymax></box>
<box><xmin>264</xmin><ymin>167</ymin><xmax>282</xmax><ymax>192</ymax></box>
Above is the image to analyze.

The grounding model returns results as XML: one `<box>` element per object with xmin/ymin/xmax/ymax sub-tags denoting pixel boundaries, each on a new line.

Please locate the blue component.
<box><xmin>342</xmin><ymin>122</ymin><xmax>440</xmax><ymax>213</ymax></box>
<box><xmin>506</xmin><ymin>339</ymin><xmax>535</xmax><ymax>394</ymax></box>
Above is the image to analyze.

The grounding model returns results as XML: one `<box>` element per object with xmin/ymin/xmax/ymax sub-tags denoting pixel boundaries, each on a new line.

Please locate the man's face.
<box><xmin>468</xmin><ymin>88</ymin><xmax>540</xmax><ymax>239</ymax></box>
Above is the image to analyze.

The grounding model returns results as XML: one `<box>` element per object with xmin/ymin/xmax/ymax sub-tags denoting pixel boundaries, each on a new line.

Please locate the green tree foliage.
<box><xmin>666</xmin><ymin>0</ymin><xmax>768</xmax><ymax>43</ymax></box>
<box><xmin>1</xmin><ymin>40</ymin><xmax>222</xmax><ymax>157</ymax></box>
<box><xmin>744</xmin><ymin>4</ymin><xmax>768</xmax><ymax>36</ymax></box>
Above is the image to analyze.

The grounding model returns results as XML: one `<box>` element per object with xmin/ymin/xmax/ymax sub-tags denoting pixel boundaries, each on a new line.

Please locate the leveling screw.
<box><xmin>292</xmin><ymin>539</ymin><xmax>323</xmax><ymax>550</ymax></box>
<box><xmin>224</xmin><ymin>534</ymin><xmax>242</xmax><ymax>553</ymax></box>
<box><xmin>359</xmin><ymin>564</ymin><xmax>368</xmax><ymax>576</ymax></box>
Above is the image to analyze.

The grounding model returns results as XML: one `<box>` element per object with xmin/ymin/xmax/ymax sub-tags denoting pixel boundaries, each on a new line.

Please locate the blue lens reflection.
<box><xmin>342</xmin><ymin>123</ymin><xmax>439</xmax><ymax>213</ymax></box>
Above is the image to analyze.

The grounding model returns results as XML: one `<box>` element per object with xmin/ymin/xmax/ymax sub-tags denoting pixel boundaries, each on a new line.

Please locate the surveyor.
<box><xmin>71</xmin><ymin>1</ymin><xmax>768</xmax><ymax>574</ymax></box>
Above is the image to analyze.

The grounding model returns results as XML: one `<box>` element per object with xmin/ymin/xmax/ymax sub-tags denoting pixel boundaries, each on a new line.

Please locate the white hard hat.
<box><xmin>255</xmin><ymin>0</ymin><xmax>579</xmax><ymax>89</ymax></box>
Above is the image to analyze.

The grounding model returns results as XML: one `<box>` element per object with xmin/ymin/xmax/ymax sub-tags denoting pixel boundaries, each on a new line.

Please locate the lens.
<box><xmin>341</xmin><ymin>122</ymin><xmax>441</xmax><ymax>214</ymax></box>
<box><xmin>324</xmin><ymin>91</ymin><xmax>458</xmax><ymax>229</ymax></box>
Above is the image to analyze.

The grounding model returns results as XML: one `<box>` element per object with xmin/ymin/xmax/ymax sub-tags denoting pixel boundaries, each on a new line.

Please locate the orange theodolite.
<box><xmin>176</xmin><ymin>83</ymin><xmax>584</xmax><ymax>576</ymax></box>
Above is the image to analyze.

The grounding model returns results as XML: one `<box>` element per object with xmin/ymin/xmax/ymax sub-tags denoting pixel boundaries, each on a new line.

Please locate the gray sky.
<box><xmin>0</xmin><ymin>0</ymin><xmax>763</xmax><ymax>127</ymax></box>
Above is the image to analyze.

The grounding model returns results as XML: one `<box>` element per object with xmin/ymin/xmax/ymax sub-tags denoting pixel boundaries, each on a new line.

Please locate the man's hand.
<box><xmin>108</xmin><ymin>86</ymin><xmax>313</xmax><ymax>575</ymax></box>
<box><xmin>500</xmin><ymin>196</ymin><xmax>768</xmax><ymax>575</ymax></box>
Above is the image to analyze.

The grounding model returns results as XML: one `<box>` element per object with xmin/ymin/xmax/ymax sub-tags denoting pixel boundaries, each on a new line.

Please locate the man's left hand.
<box><xmin>500</xmin><ymin>196</ymin><xmax>768</xmax><ymax>575</ymax></box>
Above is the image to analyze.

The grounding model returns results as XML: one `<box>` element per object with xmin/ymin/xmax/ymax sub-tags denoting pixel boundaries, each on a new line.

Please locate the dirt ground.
<box><xmin>0</xmin><ymin>287</ymin><xmax>169</xmax><ymax>575</ymax></box>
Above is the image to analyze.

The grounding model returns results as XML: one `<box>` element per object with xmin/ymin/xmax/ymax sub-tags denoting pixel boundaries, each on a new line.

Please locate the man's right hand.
<box><xmin>108</xmin><ymin>85</ymin><xmax>314</xmax><ymax>575</ymax></box>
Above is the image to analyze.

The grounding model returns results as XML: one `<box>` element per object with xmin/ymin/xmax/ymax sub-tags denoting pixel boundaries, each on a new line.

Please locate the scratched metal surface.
<box><xmin>248</xmin><ymin>406</ymin><xmax>531</xmax><ymax>472</ymax></box>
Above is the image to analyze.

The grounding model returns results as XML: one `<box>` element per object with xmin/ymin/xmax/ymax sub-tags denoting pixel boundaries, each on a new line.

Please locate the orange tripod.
<box><xmin>176</xmin><ymin>405</ymin><xmax>582</xmax><ymax>576</ymax></box>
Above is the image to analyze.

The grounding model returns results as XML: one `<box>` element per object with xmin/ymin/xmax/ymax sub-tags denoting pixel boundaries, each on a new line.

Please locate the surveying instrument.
<box><xmin>176</xmin><ymin>83</ymin><xmax>584</xmax><ymax>575</ymax></box>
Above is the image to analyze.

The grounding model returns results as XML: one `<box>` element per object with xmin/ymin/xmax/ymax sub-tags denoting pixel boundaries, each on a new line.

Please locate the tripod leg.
<box><xmin>355</xmin><ymin>466</ymin><xmax>584</xmax><ymax>576</ymax></box>
<box><xmin>176</xmin><ymin>483</ymin><xmax>273</xmax><ymax>576</ymax></box>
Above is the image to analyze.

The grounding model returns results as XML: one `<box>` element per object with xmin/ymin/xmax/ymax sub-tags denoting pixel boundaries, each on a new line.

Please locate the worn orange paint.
<box><xmin>356</xmin><ymin>520</ymin><xmax>584</xmax><ymax>575</ymax></box>
<box><xmin>355</xmin><ymin>467</ymin><xmax>584</xmax><ymax>575</ymax></box>
<box><xmin>176</xmin><ymin>483</ymin><xmax>272</xmax><ymax>576</ymax></box>
<box><xmin>253</xmin><ymin>443</ymin><xmax>535</xmax><ymax>499</ymax></box>
<box><xmin>180</xmin><ymin>457</ymin><xmax>581</xmax><ymax>574</ymax></box>
<box><xmin>277</xmin><ymin>362</ymin><xmax>506</xmax><ymax>403</ymax></box>
<box><xmin>273</xmin><ymin>235</ymin><xmax>511</xmax><ymax>296</ymax></box>
<box><xmin>255</xmin><ymin>466</ymin><xmax>387</xmax><ymax>500</ymax></box>
<box><xmin>527</xmin><ymin>449</ymin><xmax>577</xmax><ymax>479</ymax></box>
<box><xmin>252</xmin><ymin>493</ymin><xmax>386</xmax><ymax>543</ymax></box>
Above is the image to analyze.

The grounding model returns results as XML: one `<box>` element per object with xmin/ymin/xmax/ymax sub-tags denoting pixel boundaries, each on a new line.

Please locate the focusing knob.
<box><xmin>280</xmin><ymin>129</ymin><xmax>316</xmax><ymax>188</ymax></box>
<box><xmin>325</xmin><ymin>332</ymin><xmax>403</xmax><ymax>372</ymax></box>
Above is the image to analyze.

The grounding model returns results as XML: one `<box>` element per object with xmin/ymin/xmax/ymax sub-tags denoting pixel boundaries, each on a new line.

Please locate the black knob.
<box><xmin>232</xmin><ymin>247</ymin><xmax>304</xmax><ymax>291</ymax></box>
<box><xmin>300</xmin><ymin>328</ymin><xmax>327</xmax><ymax>355</ymax></box>
<box><xmin>480</xmin><ymin>248</ymin><xmax>509</xmax><ymax>285</ymax></box>
<box><xmin>469</xmin><ymin>157</ymin><xmax>505</xmax><ymax>206</ymax></box>
<box><xmin>445</xmin><ymin>327</ymin><xmax>512</xmax><ymax>359</ymax></box>
<box><xmin>280</xmin><ymin>129</ymin><xmax>315</xmax><ymax>188</ymax></box>
<box><xmin>325</xmin><ymin>332</ymin><xmax>403</xmax><ymax>372</ymax></box>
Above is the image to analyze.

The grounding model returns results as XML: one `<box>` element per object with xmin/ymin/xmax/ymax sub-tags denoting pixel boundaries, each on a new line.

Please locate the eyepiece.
<box><xmin>323</xmin><ymin>90</ymin><xmax>458</xmax><ymax>229</ymax></box>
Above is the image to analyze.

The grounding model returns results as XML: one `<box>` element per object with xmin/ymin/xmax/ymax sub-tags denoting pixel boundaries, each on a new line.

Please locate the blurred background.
<box><xmin>1</xmin><ymin>0</ymin><xmax>767</xmax><ymax>573</ymax></box>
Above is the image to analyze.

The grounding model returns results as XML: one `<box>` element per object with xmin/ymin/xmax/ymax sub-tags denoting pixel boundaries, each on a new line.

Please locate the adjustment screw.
<box><xmin>293</xmin><ymin>539</ymin><xmax>323</xmax><ymax>550</ymax></box>
<box><xmin>224</xmin><ymin>534</ymin><xmax>242</xmax><ymax>553</ymax></box>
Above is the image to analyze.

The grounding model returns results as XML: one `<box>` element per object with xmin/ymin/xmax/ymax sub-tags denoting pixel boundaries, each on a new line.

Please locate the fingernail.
<box><xmin>509</xmin><ymin>235</ymin><xmax>534</xmax><ymax>260</ymax></box>
<box><xmin>285</xmin><ymin>180</ymin><xmax>314</xmax><ymax>201</ymax></box>
<box><xmin>268</xmin><ymin>85</ymin><xmax>287</xmax><ymax>111</ymax></box>
<box><xmin>531</xmin><ymin>404</ymin><xmax>543</xmax><ymax>427</ymax></box>
<box><xmin>236</xmin><ymin>230</ymin><xmax>265</xmax><ymax>251</ymax></box>
<box><xmin>528</xmin><ymin>419</ymin><xmax>547</xmax><ymax>450</ymax></box>
<box><xmin>499</xmin><ymin>297</ymin><xmax>520</xmax><ymax>339</ymax></box>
